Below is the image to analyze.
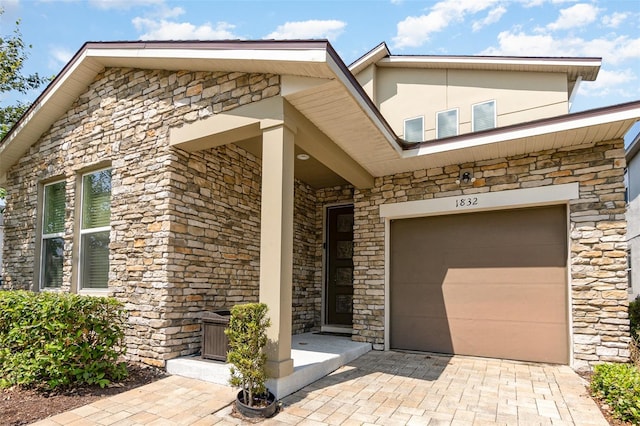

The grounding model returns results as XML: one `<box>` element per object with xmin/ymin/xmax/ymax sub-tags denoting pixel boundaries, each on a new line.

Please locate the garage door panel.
<box><xmin>390</xmin><ymin>205</ymin><xmax>568</xmax><ymax>364</ymax></box>
<box><xmin>443</xmin><ymin>243</ymin><xmax>566</xmax><ymax>268</ymax></box>
<box><xmin>391</xmin><ymin>316</ymin><xmax>454</xmax><ymax>353</ymax></box>
<box><xmin>444</xmin><ymin>267</ymin><xmax>566</xmax><ymax>284</ymax></box>
<box><xmin>391</xmin><ymin>284</ymin><xmax>448</xmax><ymax>314</ymax></box>
<box><xmin>448</xmin><ymin>319</ymin><xmax>568</xmax><ymax>364</ymax></box>
<box><xmin>442</xmin><ymin>282</ymin><xmax>567</xmax><ymax>322</ymax></box>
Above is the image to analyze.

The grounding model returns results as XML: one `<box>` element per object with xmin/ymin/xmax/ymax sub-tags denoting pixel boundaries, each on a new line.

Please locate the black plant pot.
<box><xmin>235</xmin><ymin>390</ymin><xmax>278</xmax><ymax>418</ymax></box>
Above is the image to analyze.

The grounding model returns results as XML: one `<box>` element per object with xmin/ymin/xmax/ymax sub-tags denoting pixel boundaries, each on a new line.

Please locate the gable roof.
<box><xmin>0</xmin><ymin>40</ymin><xmax>400</xmax><ymax>183</ymax></box>
<box><xmin>0</xmin><ymin>40</ymin><xmax>638</xmax><ymax>184</ymax></box>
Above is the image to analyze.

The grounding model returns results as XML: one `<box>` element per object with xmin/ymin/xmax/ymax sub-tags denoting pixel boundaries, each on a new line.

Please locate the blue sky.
<box><xmin>1</xmin><ymin>0</ymin><xmax>639</xmax><ymax>141</ymax></box>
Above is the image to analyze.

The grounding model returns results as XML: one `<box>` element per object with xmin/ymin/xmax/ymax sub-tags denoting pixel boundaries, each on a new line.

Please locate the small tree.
<box><xmin>1</xmin><ymin>9</ymin><xmax>51</xmax><ymax>140</ymax></box>
<box><xmin>225</xmin><ymin>303</ymin><xmax>271</xmax><ymax>407</ymax></box>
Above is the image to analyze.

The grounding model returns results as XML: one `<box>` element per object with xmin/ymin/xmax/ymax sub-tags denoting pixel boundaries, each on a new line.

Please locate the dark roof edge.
<box><xmin>408</xmin><ymin>100</ymin><xmax>640</xmax><ymax>151</ymax></box>
<box><xmin>383</xmin><ymin>54</ymin><xmax>602</xmax><ymax>63</ymax></box>
<box><xmin>0</xmin><ymin>40</ymin><xmax>334</xmax><ymax>147</ymax></box>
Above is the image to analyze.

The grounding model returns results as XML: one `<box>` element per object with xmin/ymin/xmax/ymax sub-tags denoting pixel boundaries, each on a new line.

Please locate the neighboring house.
<box><xmin>627</xmin><ymin>132</ymin><xmax>640</xmax><ymax>299</ymax></box>
<box><xmin>0</xmin><ymin>40</ymin><xmax>639</xmax><ymax>374</ymax></box>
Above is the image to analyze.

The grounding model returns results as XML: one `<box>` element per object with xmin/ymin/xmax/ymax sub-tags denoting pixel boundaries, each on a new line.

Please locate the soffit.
<box><xmin>0</xmin><ymin>41</ymin><xmax>395</xmax><ymax>183</ymax></box>
<box><xmin>365</xmin><ymin>113</ymin><xmax>638</xmax><ymax>176</ymax></box>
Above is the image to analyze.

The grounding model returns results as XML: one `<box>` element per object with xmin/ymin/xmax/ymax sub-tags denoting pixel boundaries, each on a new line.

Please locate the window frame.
<box><xmin>472</xmin><ymin>100</ymin><xmax>497</xmax><ymax>132</ymax></box>
<box><xmin>40</xmin><ymin>180</ymin><xmax>66</xmax><ymax>290</ymax></box>
<box><xmin>436</xmin><ymin>108</ymin><xmax>459</xmax><ymax>139</ymax></box>
<box><xmin>78</xmin><ymin>168</ymin><xmax>112</xmax><ymax>292</ymax></box>
<box><xmin>403</xmin><ymin>116</ymin><xmax>424</xmax><ymax>143</ymax></box>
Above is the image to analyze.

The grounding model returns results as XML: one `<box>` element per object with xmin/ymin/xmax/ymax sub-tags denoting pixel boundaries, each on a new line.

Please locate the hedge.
<box><xmin>0</xmin><ymin>290</ymin><xmax>128</xmax><ymax>389</ymax></box>
<box><xmin>591</xmin><ymin>363</ymin><xmax>640</xmax><ymax>423</ymax></box>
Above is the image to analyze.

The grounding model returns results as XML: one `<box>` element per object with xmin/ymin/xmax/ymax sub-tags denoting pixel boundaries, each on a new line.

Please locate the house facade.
<box><xmin>1</xmin><ymin>40</ymin><xmax>638</xmax><ymax>374</ymax></box>
<box><xmin>627</xmin><ymin>133</ymin><xmax>640</xmax><ymax>299</ymax></box>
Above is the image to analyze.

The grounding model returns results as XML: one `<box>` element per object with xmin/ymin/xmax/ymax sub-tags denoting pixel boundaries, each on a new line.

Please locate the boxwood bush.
<box><xmin>591</xmin><ymin>363</ymin><xmax>640</xmax><ymax>423</ymax></box>
<box><xmin>0</xmin><ymin>290</ymin><xmax>128</xmax><ymax>389</ymax></box>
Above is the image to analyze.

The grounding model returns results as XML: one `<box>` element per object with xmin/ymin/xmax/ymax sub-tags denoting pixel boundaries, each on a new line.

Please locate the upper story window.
<box><xmin>472</xmin><ymin>100</ymin><xmax>496</xmax><ymax>132</ymax></box>
<box><xmin>80</xmin><ymin>169</ymin><xmax>111</xmax><ymax>290</ymax></box>
<box><xmin>41</xmin><ymin>181</ymin><xmax>66</xmax><ymax>289</ymax></box>
<box><xmin>404</xmin><ymin>116</ymin><xmax>424</xmax><ymax>143</ymax></box>
<box><xmin>437</xmin><ymin>108</ymin><xmax>458</xmax><ymax>139</ymax></box>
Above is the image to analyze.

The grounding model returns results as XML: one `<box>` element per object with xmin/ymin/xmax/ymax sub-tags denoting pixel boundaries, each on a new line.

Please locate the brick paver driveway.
<box><xmin>33</xmin><ymin>351</ymin><xmax>608</xmax><ymax>425</ymax></box>
<box><xmin>269</xmin><ymin>351</ymin><xmax>607</xmax><ymax>426</ymax></box>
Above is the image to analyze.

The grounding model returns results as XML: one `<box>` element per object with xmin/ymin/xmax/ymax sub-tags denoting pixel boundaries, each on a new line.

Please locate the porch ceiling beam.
<box><xmin>283</xmin><ymin>100</ymin><xmax>374</xmax><ymax>189</ymax></box>
<box><xmin>168</xmin><ymin>96</ymin><xmax>285</xmax><ymax>151</ymax></box>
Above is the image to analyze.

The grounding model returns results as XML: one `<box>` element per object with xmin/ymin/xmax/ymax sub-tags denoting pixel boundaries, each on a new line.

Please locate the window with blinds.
<box><xmin>80</xmin><ymin>169</ymin><xmax>111</xmax><ymax>289</ymax></box>
<box><xmin>403</xmin><ymin>116</ymin><xmax>424</xmax><ymax>143</ymax></box>
<box><xmin>436</xmin><ymin>109</ymin><xmax>458</xmax><ymax>139</ymax></box>
<box><xmin>472</xmin><ymin>100</ymin><xmax>496</xmax><ymax>132</ymax></box>
<box><xmin>41</xmin><ymin>181</ymin><xmax>66</xmax><ymax>288</ymax></box>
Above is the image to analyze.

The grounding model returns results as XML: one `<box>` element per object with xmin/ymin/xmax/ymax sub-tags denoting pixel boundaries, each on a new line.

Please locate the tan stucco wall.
<box><xmin>375</xmin><ymin>67</ymin><xmax>569</xmax><ymax>140</ymax></box>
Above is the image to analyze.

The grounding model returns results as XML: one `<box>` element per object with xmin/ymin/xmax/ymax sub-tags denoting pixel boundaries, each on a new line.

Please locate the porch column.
<box><xmin>259</xmin><ymin>123</ymin><xmax>295</xmax><ymax>378</ymax></box>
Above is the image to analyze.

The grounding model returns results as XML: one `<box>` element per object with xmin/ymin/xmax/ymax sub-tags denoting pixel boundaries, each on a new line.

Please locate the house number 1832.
<box><xmin>455</xmin><ymin>197</ymin><xmax>478</xmax><ymax>208</ymax></box>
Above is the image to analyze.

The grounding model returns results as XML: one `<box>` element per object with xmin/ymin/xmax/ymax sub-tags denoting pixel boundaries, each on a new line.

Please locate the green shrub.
<box><xmin>225</xmin><ymin>303</ymin><xmax>271</xmax><ymax>407</ymax></box>
<box><xmin>0</xmin><ymin>290</ymin><xmax>128</xmax><ymax>389</ymax></box>
<box><xmin>591</xmin><ymin>363</ymin><xmax>640</xmax><ymax>423</ymax></box>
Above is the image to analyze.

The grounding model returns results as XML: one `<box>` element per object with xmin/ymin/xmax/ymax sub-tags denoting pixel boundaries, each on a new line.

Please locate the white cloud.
<box><xmin>546</xmin><ymin>3</ymin><xmax>600</xmax><ymax>31</ymax></box>
<box><xmin>522</xmin><ymin>0</ymin><xmax>576</xmax><ymax>6</ymax></box>
<box><xmin>392</xmin><ymin>0</ymin><xmax>500</xmax><ymax>48</ymax></box>
<box><xmin>0</xmin><ymin>0</ymin><xmax>20</xmax><ymax>11</ymax></box>
<box><xmin>578</xmin><ymin>68</ymin><xmax>637</xmax><ymax>98</ymax></box>
<box><xmin>602</xmin><ymin>12</ymin><xmax>628</xmax><ymax>28</ymax></box>
<box><xmin>472</xmin><ymin>6</ymin><xmax>507</xmax><ymax>32</ymax></box>
<box><xmin>89</xmin><ymin>0</ymin><xmax>163</xmax><ymax>10</ymax></box>
<box><xmin>132</xmin><ymin>18</ymin><xmax>240</xmax><ymax>40</ymax></box>
<box><xmin>265</xmin><ymin>20</ymin><xmax>346</xmax><ymax>41</ymax></box>
<box><xmin>481</xmin><ymin>30</ymin><xmax>640</xmax><ymax>65</ymax></box>
<box><xmin>48</xmin><ymin>46</ymin><xmax>74</xmax><ymax>71</ymax></box>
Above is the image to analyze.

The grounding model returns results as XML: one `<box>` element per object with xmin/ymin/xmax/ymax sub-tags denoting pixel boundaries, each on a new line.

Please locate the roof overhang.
<box><xmin>0</xmin><ymin>40</ymin><xmax>400</xmax><ymax>184</ymax></box>
<box><xmin>360</xmin><ymin>101</ymin><xmax>639</xmax><ymax>176</ymax></box>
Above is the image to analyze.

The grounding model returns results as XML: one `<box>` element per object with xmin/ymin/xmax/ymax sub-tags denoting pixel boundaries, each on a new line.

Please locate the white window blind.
<box><xmin>41</xmin><ymin>181</ymin><xmax>65</xmax><ymax>288</ymax></box>
<box><xmin>404</xmin><ymin>117</ymin><xmax>424</xmax><ymax>142</ymax></box>
<box><xmin>473</xmin><ymin>100</ymin><xmax>496</xmax><ymax>132</ymax></box>
<box><xmin>80</xmin><ymin>169</ymin><xmax>111</xmax><ymax>289</ymax></box>
<box><xmin>437</xmin><ymin>109</ymin><xmax>458</xmax><ymax>139</ymax></box>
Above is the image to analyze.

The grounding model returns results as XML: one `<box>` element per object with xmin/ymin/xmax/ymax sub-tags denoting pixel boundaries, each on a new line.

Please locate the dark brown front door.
<box><xmin>325</xmin><ymin>205</ymin><xmax>354</xmax><ymax>326</ymax></box>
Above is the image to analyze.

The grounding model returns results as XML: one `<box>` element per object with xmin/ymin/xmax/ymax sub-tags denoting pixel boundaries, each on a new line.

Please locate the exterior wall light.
<box><xmin>455</xmin><ymin>169</ymin><xmax>476</xmax><ymax>185</ymax></box>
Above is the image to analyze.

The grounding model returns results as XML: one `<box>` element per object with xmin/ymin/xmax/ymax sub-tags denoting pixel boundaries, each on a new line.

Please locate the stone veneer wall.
<box><xmin>353</xmin><ymin>140</ymin><xmax>629</xmax><ymax>369</ymax></box>
<box><xmin>292</xmin><ymin>181</ymin><xmax>320</xmax><ymax>334</ymax></box>
<box><xmin>2</xmin><ymin>66</ymin><xmax>281</xmax><ymax>365</ymax></box>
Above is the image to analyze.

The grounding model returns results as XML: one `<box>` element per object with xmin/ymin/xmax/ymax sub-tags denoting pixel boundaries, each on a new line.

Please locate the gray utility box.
<box><xmin>201</xmin><ymin>310</ymin><xmax>231</xmax><ymax>361</ymax></box>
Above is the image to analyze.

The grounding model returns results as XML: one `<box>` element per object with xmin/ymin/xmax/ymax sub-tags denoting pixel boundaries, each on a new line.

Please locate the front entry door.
<box><xmin>325</xmin><ymin>205</ymin><xmax>354</xmax><ymax>326</ymax></box>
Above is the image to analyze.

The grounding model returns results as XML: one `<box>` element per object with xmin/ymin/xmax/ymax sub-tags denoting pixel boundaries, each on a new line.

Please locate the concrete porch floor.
<box><xmin>166</xmin><ymin>332</ymin><xmax>372</xmax><ymax>398</ymax></box>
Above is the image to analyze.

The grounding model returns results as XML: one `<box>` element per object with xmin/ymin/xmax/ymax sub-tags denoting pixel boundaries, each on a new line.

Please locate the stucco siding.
<box><xmin>376</xmin><ymin>67</ymin><xmax>569</xmax><ymax>140</ymax></box>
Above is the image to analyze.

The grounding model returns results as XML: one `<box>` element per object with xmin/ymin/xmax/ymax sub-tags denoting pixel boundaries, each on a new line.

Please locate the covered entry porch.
<box><xmin>170</xmin><ymin>94</ymin><xmax>374</xmax><ymax>379</ymax></box>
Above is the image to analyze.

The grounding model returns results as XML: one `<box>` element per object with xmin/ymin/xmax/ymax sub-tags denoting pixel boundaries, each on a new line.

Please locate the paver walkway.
<box><xmin>32</xmin><ymin>351</ymin><xmax>608</xmax><ymax>425</ymax></box>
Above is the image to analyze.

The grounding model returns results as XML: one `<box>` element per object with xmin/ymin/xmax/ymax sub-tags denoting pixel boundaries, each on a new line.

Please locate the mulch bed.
<box><xmin>0</xmin><ymin>363</ymin><xmax>167</xmax><ymax>426</ymax></box>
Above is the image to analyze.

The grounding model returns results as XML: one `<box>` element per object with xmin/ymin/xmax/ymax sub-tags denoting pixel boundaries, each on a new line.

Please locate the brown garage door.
<box><xmin>390</xmin><ymin>205</ymin><xmax>568</xmax><ymax>364</ymax></box>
